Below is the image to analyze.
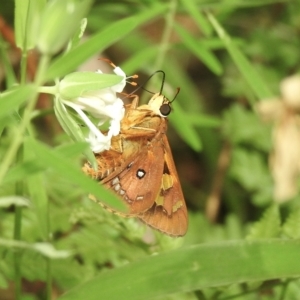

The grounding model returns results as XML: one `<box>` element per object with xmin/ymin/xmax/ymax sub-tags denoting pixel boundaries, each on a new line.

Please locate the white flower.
<box><xmin>86</xmin><ymin>130</ymin><xmax>113</xmax><ymax>153</ymax></box>
<box><xmin>62</xmin><ymin>66</ymin><xmax>127</xmax><ymax>153</ymax></box>
<box><xmin>96</xmin><ymin>66</ymin><xmax>126</xmax><ymax>93</ymax></box>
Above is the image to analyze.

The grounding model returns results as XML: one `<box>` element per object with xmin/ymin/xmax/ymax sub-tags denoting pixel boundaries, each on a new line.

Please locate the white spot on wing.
<box><xmin>112</xmin><ymin>177</ymin><xmax>120</xmax><ymax>185</ymax></box>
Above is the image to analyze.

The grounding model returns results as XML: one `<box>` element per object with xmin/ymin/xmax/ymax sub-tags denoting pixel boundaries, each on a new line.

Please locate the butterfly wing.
<box><xmin>139</xmin><ymin>135</ymin><xmax>188</xmax><ymax>237</ymax></box>
<box><xmin>83</xmin><ymin>113</ymin><xmax>166</xmax><ymax>215</ymax></box>
<box><xmin>101</xmin><ymin>138</ymin><xmax>164</xmax><ymax>215</ymax></box>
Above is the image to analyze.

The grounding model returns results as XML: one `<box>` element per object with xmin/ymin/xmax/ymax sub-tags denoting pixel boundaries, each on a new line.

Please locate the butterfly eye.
<box><xmin>160</xmin><ymin>103</ymin><xmax>171</xmax><ymax>116</ymax></box>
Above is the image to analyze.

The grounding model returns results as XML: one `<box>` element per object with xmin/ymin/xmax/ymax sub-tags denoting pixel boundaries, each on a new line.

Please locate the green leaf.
<box><xmin>223</xmin><ymin>103</ymin><xmax>272</xmax><ymax>151</ymax></box>
<box><xmin>58</xmin><ymin>239</ymin><xmax>300</xmax><ymax>300</ymax></box>
<box><xmin>180</xmin><ymin>0</ymin><xmax>212</xmax><ymax>36</ymax></box>
<box><xmin>15</xmin><ymin>0</ymin><xmax>46</xmax><ymax>50</ymax></box>
<box><xmin>56</xmin><ymin>142</ymin><xmax>91</xmax><ymax>158</ymax></box>
<box><xmin>46</xmin><ymin>17</ymin><xmax>134</xmax><ymax>80</ymax></box>
<box><xmin>174</xmin><ymin>23</ymin><xmax>223</xmax><ymax>76</ymax></box>
<box><xmin>121</xmin><ymin>45</ymin><xmax>160</xmax><ymax>74</ymax></box>
<box><xmin>3</xmin><ymin>142</ymin><xmax>91</xmax><ymax>185</ymax></box>
<box><xmin>24</xmin><ymin>140</ymin><xmax>49</xmax><ymax>240</ymax></box>
<box><xmin>3</xmin><ymin>159</ymin><xmax>45</xmax><ymax>185</ymax></box>
<box><xmin>54</xmin><ymin>96</ymin><xmax>86</xmax><ymax>141</ymax></box>
<box><xmin>32</xmin><ymin>243</ymin><xmax>71</xmax><ymax>259</ymax></box>
<box><xmin>0</xmin><ymin>196</ymin><xmax>30</xmax><ymax>208</ymax></box>
<box><xmin>26</xmin><ymin>138</ymin><xmax>127</xmax><ymax>213</ymax></box>
<box><xmin>229</xmin><ymin>148</ymin><xmax>272</xmax><ymax>191</ymax></box>
<box><xmin>188</xmin><ymin>114</ymin><xmax>221</xmax><ymax>128</ymax></box>
<box><xmin>247</xmin><ymin>204</ymin><xmax>281</xmax><ymax>240</ymax></box>
<box><xmin>170</xmin><ymin>101</ymin><xmax>202</xmax><ymax>152</ymax></box>
<box><xmin>0</xmin><ymin>238</ymin><xmax>70</xmax><ymax>259</ymax></box>
<box><xmin>59</xmin><ymin>72</ymin><xmax>123</xmax><ymax>99</ymax></box>
<box><xmin>37</xmin><ymin>0</ymin><xmax>93</xmax><ymax>54</ymax></box>
<box><xmin>0</xmin><ymin>85</ymin><xmax>36</xmax><ymax>118</ymax></box>
<box><xmin>46</xmin><ymin>4</ymin><xmax>168</xmax><ymax>80</ymax></box>
<box><xmin>0</xmin><ymin>35</ymin><xmax>18</xmax><ymax>87</ymax></box>
<box><xmin>207</xmin><ymin>12</ymin><xmax>273</xmax><ymax>101</ymax></box>
<box><xmin>0</xmin><ymin>272</ymin><xmax>8</xmax><ymax>289</ymax></box>
<box><xmin>67</xmin><ymin>18</ymin><xmax>87</xmax><ymax>51</ymax></box>
<box><xmin>53</xmin><ymin>97</ymin><xmax>97</xmax><ymax>168</ymax></box>
<box><xmin>283</xmin><ymin>206</ymin><xmax>300</xmax><ymax>239</ymax></box>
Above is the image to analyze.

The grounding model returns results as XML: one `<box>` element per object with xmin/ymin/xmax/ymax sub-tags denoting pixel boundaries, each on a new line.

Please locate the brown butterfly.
<box><xmin>83</xmin><ymin>79</ymin><xmax>188</xmax><ymax>237</ymax></box>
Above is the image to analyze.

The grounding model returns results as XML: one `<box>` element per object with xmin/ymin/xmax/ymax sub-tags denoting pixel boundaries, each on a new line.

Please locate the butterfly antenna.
<box><xmin>170</xmin><ymin>87</ymin><xmax>180</xmax><ymax>103</ymax></box>
<box><xmin>155</xmin><ymin>70</ymin><xmax>165</xmax><ymax>95</ymax></box>
<box><xmin>127</xmin><ymin>70</ymin><xmax>166</xmax><ymax>96</ymax></box>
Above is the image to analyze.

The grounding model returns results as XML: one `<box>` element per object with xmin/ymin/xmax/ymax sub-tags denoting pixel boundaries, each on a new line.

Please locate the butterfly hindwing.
<box><xmin>138</xmin><ymin>135</ymin><xmax>188</xmax><ymax>236</ymax></box>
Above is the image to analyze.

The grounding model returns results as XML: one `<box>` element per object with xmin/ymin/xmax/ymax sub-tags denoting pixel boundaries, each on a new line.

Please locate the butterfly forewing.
<box><xmin>101</xmin><ymin>139</ymin><xmax>164</xmax><ymax>214</ymax></box>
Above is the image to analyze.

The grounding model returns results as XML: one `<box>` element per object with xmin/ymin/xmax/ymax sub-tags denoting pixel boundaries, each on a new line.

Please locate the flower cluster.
<box><xmin>61</xmin><ymin>66</ymin><xmax>126</xmax><ymax>153</ymax></box>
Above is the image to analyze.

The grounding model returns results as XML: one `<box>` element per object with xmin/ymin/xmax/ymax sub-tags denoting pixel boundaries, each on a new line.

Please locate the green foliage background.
<box><xmin>1</xmin><ymin>0</ymin><xmax>300</xmax><ymax>299</ymax></box>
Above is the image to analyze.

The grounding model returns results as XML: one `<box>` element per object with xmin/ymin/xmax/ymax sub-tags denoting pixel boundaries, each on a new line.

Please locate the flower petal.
<box><xmin>86</xmin><ymin>130</ymin><xmax>112</xmax><ymax>153</ymax></box>
<box><xmin>60</xmin><ymin>65</ymin><xmax>127</xmax><ymax>153</ymax></box>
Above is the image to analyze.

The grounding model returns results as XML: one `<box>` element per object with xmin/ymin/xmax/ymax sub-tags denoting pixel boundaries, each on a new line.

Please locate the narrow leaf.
<box><xmin>180</xmin><ymin>0</ymin><xmax>212</xmax><ymax>36</ymax></box>
<box><xmin>53</xmin><ymin>97</ymin><xmax>97</xmax><ymax>168</ymax></box>
<box><xmin>26</xmin><ymin>138</ymin><xmax>127</xmax><ymax>213</ymax></box>
<box><xmin>0</xmin><ymin>196</ymin><xmax>30</xmax><ymax>208</ymax></box>
<box><xmin>59</xmin><ymin>72</ymin><xmax>123</xmax><ymax>99</ymax></box>
<box><xmin>170</xmin><ymin>101</ymin><xmax>202</xmax><ymax>151</ymax></box>
<box><xmin>283</xmin><ymin>207</ymin><xmax>300</xmax><ymax>239</ymax></box>
<box><xmin>0</xmin><ymin>238</ymin><xmax>70</xmax><ymax>259</ymax></box>
<box><xmin>24</xmin><ymin>140</ymin><xmax>49</xmax><ymax>240</ymax></box>
<box><xmin>207</xmin><ymin>12</ymin><xmax>273</xmax><ymax>100</ymax></box>
<box><xmin>0</xmin><ymin>85</ymin><xmax>35</xmax><ymax>118</ymax></box>
<box><xmin>46</xmin><ymin>4</ymin><xmax>167</xmax><ymax>80</ymax></box>
<box><xmin>15</xmin><ymin>0</ymin><xmax>45</xmax><ymax>50</ymax></box>
<box><xmin>3</xmin><ymin>142</ymin><xmax>90</xmax><ymax>185</ymax></box>
<box><xmin>58</xmin><ymin>239</ymin><xmax>300</xmax><ymax>300</ymax></box>
<box><xmin>247</xmin><ymin>204</ymin><xmax>281</xmax><ymax>240</ymax></box>
<box><xmin>37</xmin><ymin>0</ymin><xmax>92</xmax><ymax>54</ymax></box>
<box><xmin>174</xmin><ymin>23</ymin><xmax>222</xmax><ymax>75</ymax></box>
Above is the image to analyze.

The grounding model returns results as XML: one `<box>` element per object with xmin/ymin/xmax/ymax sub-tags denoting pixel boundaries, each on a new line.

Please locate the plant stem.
<box><xmin>14</xmin><ymin>146</ymin><xmax>24</xmax><ymax>300</ymax></box>
<box><xmin>13</xmin><ymin>18</ymin><xmax>29</xmax><ymax>298</ymax></box>
<box><xmin>0</xmin><ymin>35</ymin><xmax>17</xmax><ymax>87</ymax></box>
<box><xmin>46</xmin><ymin>257</ymin><xmax>52</xmax><ymax>300</ymax></box>
<box><xmin>9</xmin><ymin>55</ymin><xmax>49</xmax><ymax>299</ymax></box>
<box><xmin>154</xmin><ymin>0</ymin><xmax>177</xmax><ymax>70</ymax></box>
<box><xmin>20</xmin><ymin>51</ymin><xmax>28</xmax><ymax>85</ymax></box>
<box><xmin>46</xmin><ymin>197</ymin><xmax>52</xmax><ymax>300</ymax></box>
<box><xmin>38</xmin><ymin>85</ymin><xmax>57</xmax><ymax>95</ymax></box>
<box><xmin>278</xmin><ymin>279</ymin><xmax>291</xmax><ymax>300</ymax></box>
<box><xmin>0</xmin><ymin>55</ymin><xmax>50</xmax><ymax>183</ymax></box>
<box><xmin>13</xmin><ymin>206</ymin><xmax>22</xmax><ymax>300</ymax></box>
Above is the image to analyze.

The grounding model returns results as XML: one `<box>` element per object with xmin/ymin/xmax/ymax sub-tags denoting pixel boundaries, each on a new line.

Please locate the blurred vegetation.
<box><xmin>1</xmin><ymin>0</ymin><xmax>300</xmax><ymax>299</ymax></box>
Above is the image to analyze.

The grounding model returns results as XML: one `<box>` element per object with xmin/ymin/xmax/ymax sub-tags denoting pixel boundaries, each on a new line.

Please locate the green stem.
<box><xmin>154</xmin><ymin>0</ymin><xmax>177</xmax><ymax>70</ymax></box>
<box><xmin>20</xmin><ymin>51</ymin><xmax>28</xmax><ymax>85</ymax></box>
<box><xmin>0</xmin><ymin>55</ymin><xmax>50</xmax><ymax>183</ymax></box>
<box><xmin>13</xmin><ymin>207</ymin><xmax>22</xmax><ymax>300</ymax></box>
<box><xmin>8</xmin><ymin>55</ymin><xmax>50</xmax><ymax>300</ymax></box>
<box><xmin>278</xmin><ymin>279</ymin><xmax>291</xmax><ymax>300</ymax></box>
<box><xmin>46</xmin><ymin>197</ymin><xmax>52</xmax><ymax>300</ymax></box>
<box><xmin>0</xmin><ymin>35</ymin><xmax>17</xmax><ymax>87</ymax></box>
<box><xmin>46</xmin><ymin>258</ymin><xmax>52</xmax><ymax>299</ymax></box>
<box><xmin>38</xmin><ymin>85</ymin><xmax>57</xmax><ymax>95</ymax></box>
<box><xmin>14</xmin><ymin>146</ymin><xmax>24</xmax><ymax>300</ymax></box>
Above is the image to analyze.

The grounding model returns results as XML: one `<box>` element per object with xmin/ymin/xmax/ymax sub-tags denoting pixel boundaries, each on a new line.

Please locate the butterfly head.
<box><xmin>148</xmin><ymin>93</ymin><xmax>172</xmax><ymax>118</ymax></box>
